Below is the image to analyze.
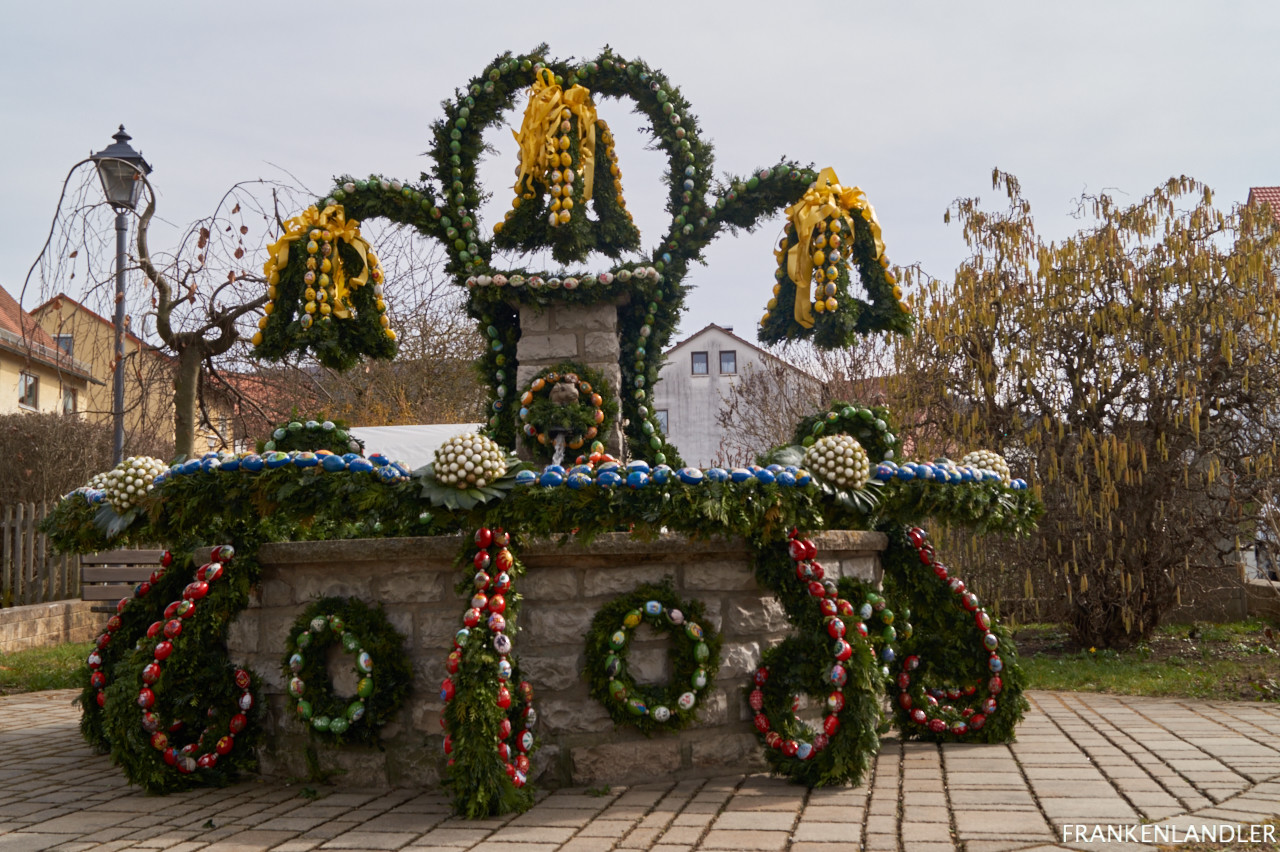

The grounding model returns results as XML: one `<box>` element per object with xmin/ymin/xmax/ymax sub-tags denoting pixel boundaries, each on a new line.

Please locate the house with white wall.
<box><xmin>651</xmin><ymin>324</ymin><xmax>819</xmax><ymax>467</ymax></box>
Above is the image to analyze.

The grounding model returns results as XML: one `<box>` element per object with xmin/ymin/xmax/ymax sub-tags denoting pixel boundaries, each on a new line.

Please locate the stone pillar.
<box><xmin>514</xmin><ymin>300</ymin><xmax>626</xmax><ymax>459</ymax></box>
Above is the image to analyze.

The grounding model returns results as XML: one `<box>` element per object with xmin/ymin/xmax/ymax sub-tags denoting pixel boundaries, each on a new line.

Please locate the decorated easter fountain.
<box><xmin>44</xmin><ymin>46</ymin><xmax>1040</xmax><ymax>820</ymax></box>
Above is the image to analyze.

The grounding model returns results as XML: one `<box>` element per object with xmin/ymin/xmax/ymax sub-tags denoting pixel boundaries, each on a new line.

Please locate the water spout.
<box><xmin>552</xmin><ymin>433</ymin><xmax>566</xmax><ymax>468</ymax></box>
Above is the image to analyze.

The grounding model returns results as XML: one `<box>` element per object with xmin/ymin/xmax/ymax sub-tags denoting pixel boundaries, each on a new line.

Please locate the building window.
<box><xmin>720</xmin><ymin>350</ymin><xmax>737</xmax><ymax>374</ymax></box>
<box><xmin>18</xmin><ymin>373</ymin><xmax>38</xmax><ymax>409</ymax></box>
<box><xmin>61</xmin><ymin>386</ymin><xmax>77</xmax><ymax>415</ymax></box>
<box><xmin>691</xmin><ymin>351</ymin><xmax>708</xmax><ymax>375</ymax></box>
<box><xmin>53</xmin><ymin>335</ymin><xmax>74</xmax><ymax>357</ymax></box>
<box><xmin>654</xmin><ymin>409</ymin><xmax>668</xmax><ymax>434</ymax></box>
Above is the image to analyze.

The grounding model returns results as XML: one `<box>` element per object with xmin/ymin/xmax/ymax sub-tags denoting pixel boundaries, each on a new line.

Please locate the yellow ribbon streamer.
<box><xmin>783</xmin><ymin>167</ymin><xmax>887</xmax><ymax>328</ymax></box>
<box><xmin>511</xmin><ymin>68</ymin><xmax>598</xmax><ymax>205</ymax></box>
<box><xmin>264</xmin><ymin>205</ymin><xmax>373</xmax><ymax>320</ymax></box>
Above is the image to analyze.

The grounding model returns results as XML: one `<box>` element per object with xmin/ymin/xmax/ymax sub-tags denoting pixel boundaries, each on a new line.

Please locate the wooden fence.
<box><xmin>1</xmin><ymin>502</ymin><xmax>80</xmax><ymax>607</ymax></box>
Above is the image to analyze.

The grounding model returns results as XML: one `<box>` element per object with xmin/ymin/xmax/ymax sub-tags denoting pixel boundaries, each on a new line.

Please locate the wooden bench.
<box><xmin>80</xmin><ymin>549</ymin><xmax>165</xmax><ymax>614</ymax></box>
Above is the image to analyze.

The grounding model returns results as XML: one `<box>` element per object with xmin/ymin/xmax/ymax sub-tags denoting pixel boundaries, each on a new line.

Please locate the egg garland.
<box><xmin>583</xmin><ymin>584</ymin><xmax>721</xmax><ymax>735</ymax></box>
<box><xmin>252</xmin><ymin>203</ymin><xmax>396</xmax><ymax>371</ymax></box>
<box><xmin>129</xmin><ymin>545</ymin><xmax>258</xmax><ymax>776</ymax></box>
<box><xmin>960</xmin><ymin>449</ymin><xmax>1012</xmax><ymax>486</ymax></box>
<box><xmin>282</xmin><ymin>597</ymin><xmax>413</xmax><ymax>744</ymax></box>
<box><xmin>440</xmin><ymin>528</ymin><xmax>538</xmax><ymax>819</ymax></box>
<box><xmin>260</xmin><ymin>417</ymin><xmax>364</xmax><ymax>456</ymax></box>
<box><xmin>99</xmin><ymin>456</ymin><xmax>167</xmax><ymax>514</ymax></box>
<box><xmin>759</xmin><ymin>167</ymin><xmax>914</xmax><ymax>348</ymax></box>
<box><xmin>518</xmin><ymin>363</ymin><xmax>617</xmax><ymax>458</ymax></box>
<box><xmin>803</xmin><ymin>434</ymin><xmax>871</xmax><ymax>491</ymax></box>
<box><xmin>745</xmin><ymin>529</ymin><xmax>888</xmax><ymax>787</ymax></box>
<box><xmin>886</xmin><ymin>527</ymin><xmax>1025</xmax><ymax>743</ymax></box>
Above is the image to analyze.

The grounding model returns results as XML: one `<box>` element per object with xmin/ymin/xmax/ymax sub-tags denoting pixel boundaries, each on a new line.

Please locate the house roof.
<box><xmin>31</xmin><ymin>292</ymin><xmax>148</xmax><ymax>349</ymax></box>
<box><xmin>1248</xmin><ymin>187</ymin><xmax>1280</xmax><ymax>227</ymax></box>
<box><xmin>663</xmin><ymin>323</ymin><xmax>821</xmax><ymax>383</ymax></box>
<box><xmin>0</xmin><ymin>284</ymin><xmax>98</xmax><ymax>383</ymax></box>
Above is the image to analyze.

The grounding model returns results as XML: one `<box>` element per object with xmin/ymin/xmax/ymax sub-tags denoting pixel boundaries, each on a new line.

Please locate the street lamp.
<box><xmin>90</xmin><ymin>126</ymin><xmax>152</xmax><ymax>465</ymax></box>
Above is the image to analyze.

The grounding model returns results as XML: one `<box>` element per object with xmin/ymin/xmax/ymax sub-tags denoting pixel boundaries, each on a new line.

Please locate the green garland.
<box><xmin>583</xmin><ymin>582</ymin><xmax>721</xmax><ymax>735</ymax></box>
<box><xmin>792</xmin><ymin>401</ymin><xmax>901</xmax><ymax>462</ymax></box>
<box><xmin>518</xmin><ymin>362</ymin><xmax>617</xmax><ymax>459</ymax></box>
<box><xmin>282</xmin><ymin>597</ymin><xmax>412</xmax><ymax>745</ymax></box>
<box><xmin>258</xmin><ymin>416</ymin><xmax>363</xmax><ymax>456</ymax></box>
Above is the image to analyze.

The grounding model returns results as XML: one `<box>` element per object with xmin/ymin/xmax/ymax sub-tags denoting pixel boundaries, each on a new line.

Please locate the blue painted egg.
<box><xmin>341</xmin><ymin>453</ymin><xmax>361</xmax><ymax>463</ymax></box>
<box><xmin>378</xmin><ymin>466</ymin><xmax>402</xmax><ymax>483</ymax></box>
<box><xmin>567</xmin><ymin>472</ymin><xmax>593</xmax><ymax>490</ymax></box>
<box><xmin>626</xmin><ymin>460</ymin><xmax>651</xmax><ymax>473</ymax></box>
<box><xmin>766</xmin><ymin>464</ymin><xmax>784</xmax><ymax>474</ymax></box>
<box><xmin>219</xmin><ymin>457</ymin><xmax>240</xmax><ymax>472</ymax></box>
<box><xmin>368</xmin><ymin>453</ymin><xmax>390</xmax><ymax>467</ymax></box>
<box><xmin>515</xmin><ymin>469</ymin><xmax>537</xmax><ymax>485</ymax></box>
<box><xmin>240</xmin><ymin>454</ymin><xmax>264</xmax><ymax>472</ymax></box>
<box><xmin>596</xmin><ymin>461</ymin><xmax>620</xmax><ymax>473</ymax></box>
<box><xmin>776</xmin><ymin>471</ymin><xmax>796</xmax><ymax>486</ymax></box>
<box><xmin>706</xmin><ymin>468</ymin><xmax>729</xmax><ymax>483</ymax></box>
<box><xmin>570</xmin><ymin>464</ymin><xmax>593</xmax><ymax>477</ymax></box>
<box><xmin>643</xmin><ymin>600</ymin><xmax>663</xmax><ymax>616</ymax></box>
<box><xmin>626</xmin><ymin>470</ymin><xmax>649</xmax><ymax>489</ymax></box>
<box><xmin>264</xmin><ymin>452</ymin><xmax>291</xmax><ymax>469</ymax></box>
<box><xmin>960</xmin><ymin>467</ymin><xmax>975</xmax><ymax>482</ymax></box>
<box><xmin>881</xmin><ymin>647</ymin><xmax>895</xmax><ymax>663</ymax></box>
<box><xmin>597</xmin><ymin>470</ymin><xmax>623</xmax><ymax>488</ymax></box>
<box><xmin>538</xmin><ymin>471</ymin><xmax>564</xmax><ymax>487</ymax></box>
<box><xmin>730</xmin><ymin>468</ymin><xmax>753</xmax><ymax>483</ymax></box>
<box><xmin>895</xmin><ymin>466</ymin><xmax>915</xmax><ymax>481</ymax></box>
<box><xmin>874</xmin><ymin>464</ymin><xmax>895</xmax><ymax>481</ymax></box>
<box><xmin>200</xmin><ymin>458</ymin><xmax>221</xmax><ymax>473</ymax></box>
<box><xmin>293</xmin><ymin>452</ymin><xmax>318</xmax><ymax>468</ymax></box>
<box><xmin>795</xmin><ymin>470</ymin><xmax>813</xmax><ymax>486</ymax></box>
<box><xmin>347</xmin><ymin>458</ymin><xmax>375</xmax><ymax>473</ymax></box>
<box><xmin>754</xmin><ymin>469</ymin><xmax>776</xmax><ymax>485</ymax></box>
<box><xmin>1012</xmin><ymin>478</ymin><xmax>1026</xmax><ymax>490</ymax></box>
<box><xmin>321</xmin><ymin>454</ymin><xmax>347</xmax><ymax>472</ymax></box>
<box><xmin>180</xmin><ymin>459</ymin><xmax>201</xmax><ymax>475</ymax></box>
<box><xmin>676</xmin><ymin>467</ymin><xmax>704</xmax><ymax>485</ymax></box>
<box><xmin>544</xmin><ymin>464</ymin><xmax>566</xmax><ymax>476</ymax></box>
<box><xmin>796</xmin><ymin>742</ymin><xmax>813</xmax><ymax>760</ymax></box>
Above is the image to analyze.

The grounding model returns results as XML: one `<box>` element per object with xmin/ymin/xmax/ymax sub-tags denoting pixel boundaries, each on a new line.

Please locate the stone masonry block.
<box><xmin>571</xmin><ymin>739</ymin><xmax>683</xmax><ymax>786</ymax></box>
<box><xmin>683</xmin><ymin>561</ymin><xmax>760</xmax><ymax>591</ymax></box>
<box><xmin>555</xmin><ymin>303</ymin><xmax>619</xmax><ymax>332</ymax></box>
<box><xmin>373</xmin><ymin>572</ymin><xmax>448</xmax><ymax>604</ymax></box>
<box><xmin>719</xmin><ymin>641</ymin><xmax>763</xmax><ymax>678</ymax></box>
<box><xmin>519</xmin><ymin>653</ymin><xmax>583</xmax><ymax>692</ymax></box>
<box><xmin>519</xmin><ymin>306</ymin><xmax>552</xmax><ymax>332</ymax></box>
<box><xmin>838</xmin><ymin>556</ymin><xmax>879</xmax><ymax>583</ymax></box>
<box><xmin>517</xmin><ymin>332</ymin><xmax>580</xmax><ymax>363</ymax></box>
<box><xmin>226</xmin><ymin>610</ymin><xmax>259</xmax><ymax>655</ymax></box>
<box><xmin>583</xmin><ymin>565</ymin><xmax>676</xmax><ymax>598</ymax></box>
<box><xmin>540</xmin><ymin>695</ymin><xmax>615</xmax><ymax>734</ymax></box>
<box><xmin>526</xmin><ymin>602</ymin><xmax>598</xmax><ymax>645</ymax></box>
<box><xmin>522</xmin><ymin>567</ymin><xmax>580</xmax><ymax>600</ymax></box>
<box><xmin>725</xmin><ymin>597</ymin><xmax>788</xmax><ymax>637</ymax></box>
<box><xmin>583</xmin><ymin>331</ymin><xmax>620</xmax><ymax>361</ymax></box>
<box><xmin>690</xmin><ymin>732</ymin><xmax>768</xmax><ymax>772</ymax></box>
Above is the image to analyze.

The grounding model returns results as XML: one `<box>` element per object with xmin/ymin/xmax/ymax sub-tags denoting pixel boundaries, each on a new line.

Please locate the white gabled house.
<box><xmin>651</xmin><ymin>323</ymin><xmax>820</xmax><ymax>468</ymax></box>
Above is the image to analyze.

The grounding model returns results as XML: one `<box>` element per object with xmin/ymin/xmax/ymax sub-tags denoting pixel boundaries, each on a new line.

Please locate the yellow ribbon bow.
<box><xmin>512</xmin><ymin>68</ymin><xmax>598</xmax><ymax>204</ymax></box>
<box><xmin>783</xmin><ymin>167</ymin><xmax>888</xmax><ymax>328</ymax></box>
<box><xmin>264</xmin><ymin>204</ymin><xmax>374</xmax><ymax>319</ymax></box>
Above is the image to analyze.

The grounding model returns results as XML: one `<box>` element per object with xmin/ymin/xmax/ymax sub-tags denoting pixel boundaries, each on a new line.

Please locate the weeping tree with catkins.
<box><xmin>891</xmin><ymin>170</ymin><xmax>1280</xmax><ymax>648</ymax></box>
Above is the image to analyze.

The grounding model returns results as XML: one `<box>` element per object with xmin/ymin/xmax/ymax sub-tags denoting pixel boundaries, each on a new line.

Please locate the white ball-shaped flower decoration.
<box><xmin>960</xmin><ymin>449</ymin><xmax>1012</xmax><ymax>485</ymax></box>
<box><xmin>100</xmin><ymin>456</ymin><xmax>168</xmax><ymax>513</ymax></box>
<box><xmin>433</xmin><ymin>433</ymin><xmax>507</xmax><ymax>490</ymax></box>
<box><xmin>804</xmin><ymin>434</ymin><xmax>871</xmax><ymax>490</ymax></box>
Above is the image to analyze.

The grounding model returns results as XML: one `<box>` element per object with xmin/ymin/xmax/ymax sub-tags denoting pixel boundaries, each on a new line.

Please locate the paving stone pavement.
<box><xmin>1</xmin><ymin>690</ymin><xmax>1278</xmax><ymax>851</ymax></box>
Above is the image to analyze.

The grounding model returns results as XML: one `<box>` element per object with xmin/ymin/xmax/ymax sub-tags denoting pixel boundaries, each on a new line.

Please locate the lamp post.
<box><xmin>90</xmin><ymin>126</ymin><xmax>152</xmax><ymax>465</ymax></box>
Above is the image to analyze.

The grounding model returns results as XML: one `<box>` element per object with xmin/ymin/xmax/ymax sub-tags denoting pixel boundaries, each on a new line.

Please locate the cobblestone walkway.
<box><xmin>2</xmin><ymin>690</ymin><xmax>1278</xmax><ymax>851</ymax></box>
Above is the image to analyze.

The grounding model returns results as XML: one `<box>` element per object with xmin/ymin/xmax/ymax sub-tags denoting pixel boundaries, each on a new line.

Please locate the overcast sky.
<box><xmin>3</xmin><ymin>1</ymin><xmax>1278</xmax><ymax>346</ymax></box>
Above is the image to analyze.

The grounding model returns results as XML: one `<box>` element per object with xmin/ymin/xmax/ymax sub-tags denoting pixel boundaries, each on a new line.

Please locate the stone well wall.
<box><xmin>228</xmin><ymin>530</ymin><xmax>885</xmax><ymax>788</ymax></box>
